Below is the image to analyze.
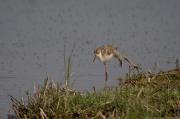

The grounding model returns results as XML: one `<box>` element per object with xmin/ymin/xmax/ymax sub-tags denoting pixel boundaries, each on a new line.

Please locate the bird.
<box><xmin>93</xmin><ymin>45</ymin><xmax>138</xmax><ymax>87</ymax></box>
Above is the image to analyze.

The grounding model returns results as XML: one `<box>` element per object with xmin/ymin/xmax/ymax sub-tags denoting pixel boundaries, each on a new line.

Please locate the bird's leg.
<box><xmin>104</xmin><ymin>62</ymin><xmax>108</xmax><ymax>88</ymax></box>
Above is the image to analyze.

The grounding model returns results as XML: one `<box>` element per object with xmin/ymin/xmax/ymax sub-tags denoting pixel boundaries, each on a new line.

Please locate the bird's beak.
<box><xmin>93</xmin><ymin>55</ymin><xmax>96</xmax><ymax>63</ymax></box>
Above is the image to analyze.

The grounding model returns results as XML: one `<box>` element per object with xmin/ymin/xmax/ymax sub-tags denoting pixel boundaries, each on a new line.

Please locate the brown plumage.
<box><xmin>93</xmin><ymin>45</ymin><xmax>138</xmax><ymax>87</ymax></box>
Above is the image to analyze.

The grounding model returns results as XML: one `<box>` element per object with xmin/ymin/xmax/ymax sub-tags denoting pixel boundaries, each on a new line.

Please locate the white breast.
<box><xmin>97</xmin><ymin>52</ymin><xmax>113</xmax><ymax>62</ymax></box>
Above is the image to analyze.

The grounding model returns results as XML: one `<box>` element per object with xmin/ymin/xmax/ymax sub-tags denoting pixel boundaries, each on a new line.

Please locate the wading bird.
<box><xmin>93</xmin><ymin>45</ymin><xmax>138</xmax><ymax>87</ymax></box>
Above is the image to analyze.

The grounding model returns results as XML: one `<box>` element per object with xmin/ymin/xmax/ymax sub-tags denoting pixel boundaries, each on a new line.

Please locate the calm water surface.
<box><xmin>0</xmin><ymin>0</ymin><xmax>180</xmax><ymax>118</ymax></box>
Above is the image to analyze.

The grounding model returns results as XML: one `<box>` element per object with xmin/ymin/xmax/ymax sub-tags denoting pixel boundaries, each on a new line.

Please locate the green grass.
<box><xmin>10</xmin><ymin>69</ymin><xmax>180</xmax><ymax>119</ymax></box>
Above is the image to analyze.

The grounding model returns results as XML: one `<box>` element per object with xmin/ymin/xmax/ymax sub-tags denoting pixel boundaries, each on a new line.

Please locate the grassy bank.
<box><xmin>10</xmin><ymin>69</ymin><xmax>180</xmax><ymax>119</ymax></box>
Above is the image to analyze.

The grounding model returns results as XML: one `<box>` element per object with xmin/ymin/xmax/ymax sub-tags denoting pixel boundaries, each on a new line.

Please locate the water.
<box><xmin>0</xmin><ymin>0</ymin><xmax>180</xmax><ymax>118</ymax></box>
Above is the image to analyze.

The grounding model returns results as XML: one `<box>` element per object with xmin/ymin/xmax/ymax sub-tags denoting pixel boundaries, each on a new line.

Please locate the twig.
<box><xmin>40</xmin><ymin>108</ymin><xmax>48</xmax><ymax>119</ymax></box>
<box><xmin>123</xmin><ymin>55</ymin><xmax>139</xmax><ymax>69</ymax></box>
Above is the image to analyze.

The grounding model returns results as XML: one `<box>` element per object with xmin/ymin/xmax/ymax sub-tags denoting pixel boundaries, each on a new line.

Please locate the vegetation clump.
<box><xmin>10</xmin><ymin>68</ymin><xmax>180</xmax><ymax>119</ymax></box>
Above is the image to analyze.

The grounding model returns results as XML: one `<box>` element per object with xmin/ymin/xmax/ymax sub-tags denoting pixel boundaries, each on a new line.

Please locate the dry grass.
<box><xmin>9</xmin><ymin>68</ymin><xmax>180</xmax><ymax>119</ymax></box>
